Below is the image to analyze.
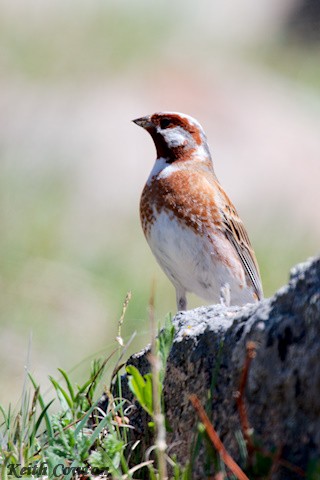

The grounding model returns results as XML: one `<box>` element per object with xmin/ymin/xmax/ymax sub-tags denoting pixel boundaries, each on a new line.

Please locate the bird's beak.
<box><xmin>132</xmin><ymin>115</ymin><xmax>153</xmax><ymax>129</ymax></box>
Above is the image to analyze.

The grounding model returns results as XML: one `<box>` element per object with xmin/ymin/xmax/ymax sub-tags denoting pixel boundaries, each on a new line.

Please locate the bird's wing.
<box><xmin>218</xmin><ymin>187</ymin><xmax>263</xmax><ymax>300</ymax></box>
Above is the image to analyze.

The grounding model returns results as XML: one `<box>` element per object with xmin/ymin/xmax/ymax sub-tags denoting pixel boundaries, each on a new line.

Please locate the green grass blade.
<box><xmin>126</xmin><ymin>365</ymin><xmax>147</xmax><ymax>406</ymax></box>
<box><xmin>30</xmin><ymin>399</ymin><xmax>55</xmax><ymax>446</ymax></box>
<box><xmin>57</xmin><ymin>368</ymin><xmax>75</xmax><ymax>403</ymax></box>
<box><xmin>28</xmin><ymin>373</ymin><xmax>54</xmax><ymax>443</ymax></box>
<box><xmin>49</xmin><ymin>377</ymin><xmax>72</xmax><ymax>410</ymax></box>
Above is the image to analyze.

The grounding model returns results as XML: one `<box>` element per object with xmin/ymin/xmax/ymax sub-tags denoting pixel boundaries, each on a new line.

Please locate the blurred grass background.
<box><xmin>0</xmin><ymin>0</ymin><xmax>319</xmax><ymax>406</ymax></box>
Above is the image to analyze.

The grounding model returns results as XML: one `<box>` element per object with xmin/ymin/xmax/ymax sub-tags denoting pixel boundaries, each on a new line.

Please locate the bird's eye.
<box><xmin>160</xmin><ymin>118</ymin><xmax>172</xmax><ymax>129</ymax></box>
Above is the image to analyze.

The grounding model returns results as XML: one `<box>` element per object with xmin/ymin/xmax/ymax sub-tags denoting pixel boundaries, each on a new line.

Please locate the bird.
<box><xmin>133</xmin><ymin>111</ymin><xmax>263</xmax><ymax>311</ymax></box>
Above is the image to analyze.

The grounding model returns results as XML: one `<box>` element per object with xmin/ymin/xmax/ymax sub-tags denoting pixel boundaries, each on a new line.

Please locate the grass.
<box><xmin>0</xmin><ymin>299</ymin><xmax>180</xmax><ymax>479</ymax></box>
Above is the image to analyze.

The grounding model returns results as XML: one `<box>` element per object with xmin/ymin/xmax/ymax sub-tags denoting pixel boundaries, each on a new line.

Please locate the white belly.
<box><xmin>146</xmin><ymin>210</ymin><xmax>255</xmax><ymax>306</ymax></box>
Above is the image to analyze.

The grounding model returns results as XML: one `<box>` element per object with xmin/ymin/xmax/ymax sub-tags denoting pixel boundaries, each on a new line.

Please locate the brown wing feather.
<box><xmin>219</xmin><ymin>195</ymin><xmax>263</xmax><ymax>300</ymax></box>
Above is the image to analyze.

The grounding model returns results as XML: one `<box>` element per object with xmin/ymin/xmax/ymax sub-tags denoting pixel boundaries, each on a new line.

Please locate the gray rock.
<box><xmin>121</xmin><ymin>256</ymin><xmax>320</xmax><ymax>478</ymax></box>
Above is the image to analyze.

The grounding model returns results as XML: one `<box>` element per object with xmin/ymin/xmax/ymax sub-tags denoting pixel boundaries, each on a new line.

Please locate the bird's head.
<box><xmin>133</xmin><ymin>112</ymin><xmax>211</xmax><ymax>164</ymax></box>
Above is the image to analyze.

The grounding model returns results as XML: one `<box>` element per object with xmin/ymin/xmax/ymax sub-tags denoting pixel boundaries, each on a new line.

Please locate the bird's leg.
<box><xmin>220</xmin><ymin>282</ymin><xmax>231</xmax><ymax>307</ymax></box>
<box><xmin>176</xmin><ymin>288</ymin><xmax>187</xmax><ymax>311</ymax></box>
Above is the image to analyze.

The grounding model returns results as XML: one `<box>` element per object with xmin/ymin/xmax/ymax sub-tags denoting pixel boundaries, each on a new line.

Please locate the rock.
<box><xmin>116</xmin><ymin>256</ymin><xmax>320</xmax><ymax>478</ymax></box>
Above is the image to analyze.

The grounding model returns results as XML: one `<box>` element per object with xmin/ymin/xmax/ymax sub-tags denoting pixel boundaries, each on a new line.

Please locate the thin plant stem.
<box><xmin>116</xmin><ymin>291</ymin><xmax>132</xmax><ymax>446</ymax></box>
<box><xmin>190</xmin><ymin>394</ymin><xmax>249</xmax><ymax>480</ymax></box>
<box><xmin>149</xmin><ymin>279</ymin><xmax>167</xmax><ymax>480</ymax></box>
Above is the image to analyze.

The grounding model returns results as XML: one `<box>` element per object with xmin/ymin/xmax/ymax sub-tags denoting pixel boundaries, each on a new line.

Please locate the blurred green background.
<box><xmin>0</xmin><ymin>0</ymin><xmax>319</xmax><ymax>407</ymax></box>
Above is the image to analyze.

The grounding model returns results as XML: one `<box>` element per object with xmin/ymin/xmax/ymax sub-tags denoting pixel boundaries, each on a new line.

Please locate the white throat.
<box><xmin>146</xmin><ymin>157</ymin><xmax>179</xmax><ymax>185</ymax></box>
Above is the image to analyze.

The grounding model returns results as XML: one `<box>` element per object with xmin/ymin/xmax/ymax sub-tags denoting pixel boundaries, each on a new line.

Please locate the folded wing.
<box><xmin>219</xmin><ymin>195</ymin><xmax>263</xmax><ymax>300</ymax></box>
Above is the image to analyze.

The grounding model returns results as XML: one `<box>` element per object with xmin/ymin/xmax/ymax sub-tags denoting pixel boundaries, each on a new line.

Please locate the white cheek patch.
<box><xmin>160</xmin><ymin>126</ymin><xmax>188</xmax><ymax>148</ymax></box>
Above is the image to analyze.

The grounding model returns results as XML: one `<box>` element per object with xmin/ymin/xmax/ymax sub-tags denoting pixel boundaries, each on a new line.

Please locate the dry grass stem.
<box><xmin>190</xmin><ymin>394</ymin><xmax>249</xmax><ymax>480</ymax></box>
<box><xmin>149</xmin><ymin>279</ymin><xmax>168</xmax><ymax>480</ymax></box>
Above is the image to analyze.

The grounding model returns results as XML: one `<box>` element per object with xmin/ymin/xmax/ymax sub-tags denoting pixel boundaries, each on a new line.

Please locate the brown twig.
<box><xmin>263</xmin><ymin>444</ymin><xmax>305</xmax><ymax>478</ymax></box>
<box><xmin>277</xmin><ymin>457</ymin><xmax>305</xmax><ymax>477</ymax></box>
<box><xmin>267</xmin><ymin>445</ymin><xmax>282</xmax><ymax>479</ymax></box>
<box><xmin>235</xmin><ymin>342</ymin><xmax>305</xmax><ymax>478</ymax></box>
<box><xmin>235</xmin><ymin>341</ymin><xmax>257</xmax><ymax>458</ymax></box>
<box><xmin>190</xmin><ymin>394</ymin><xmax>249</xmax><ymax>480</ymax></box>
